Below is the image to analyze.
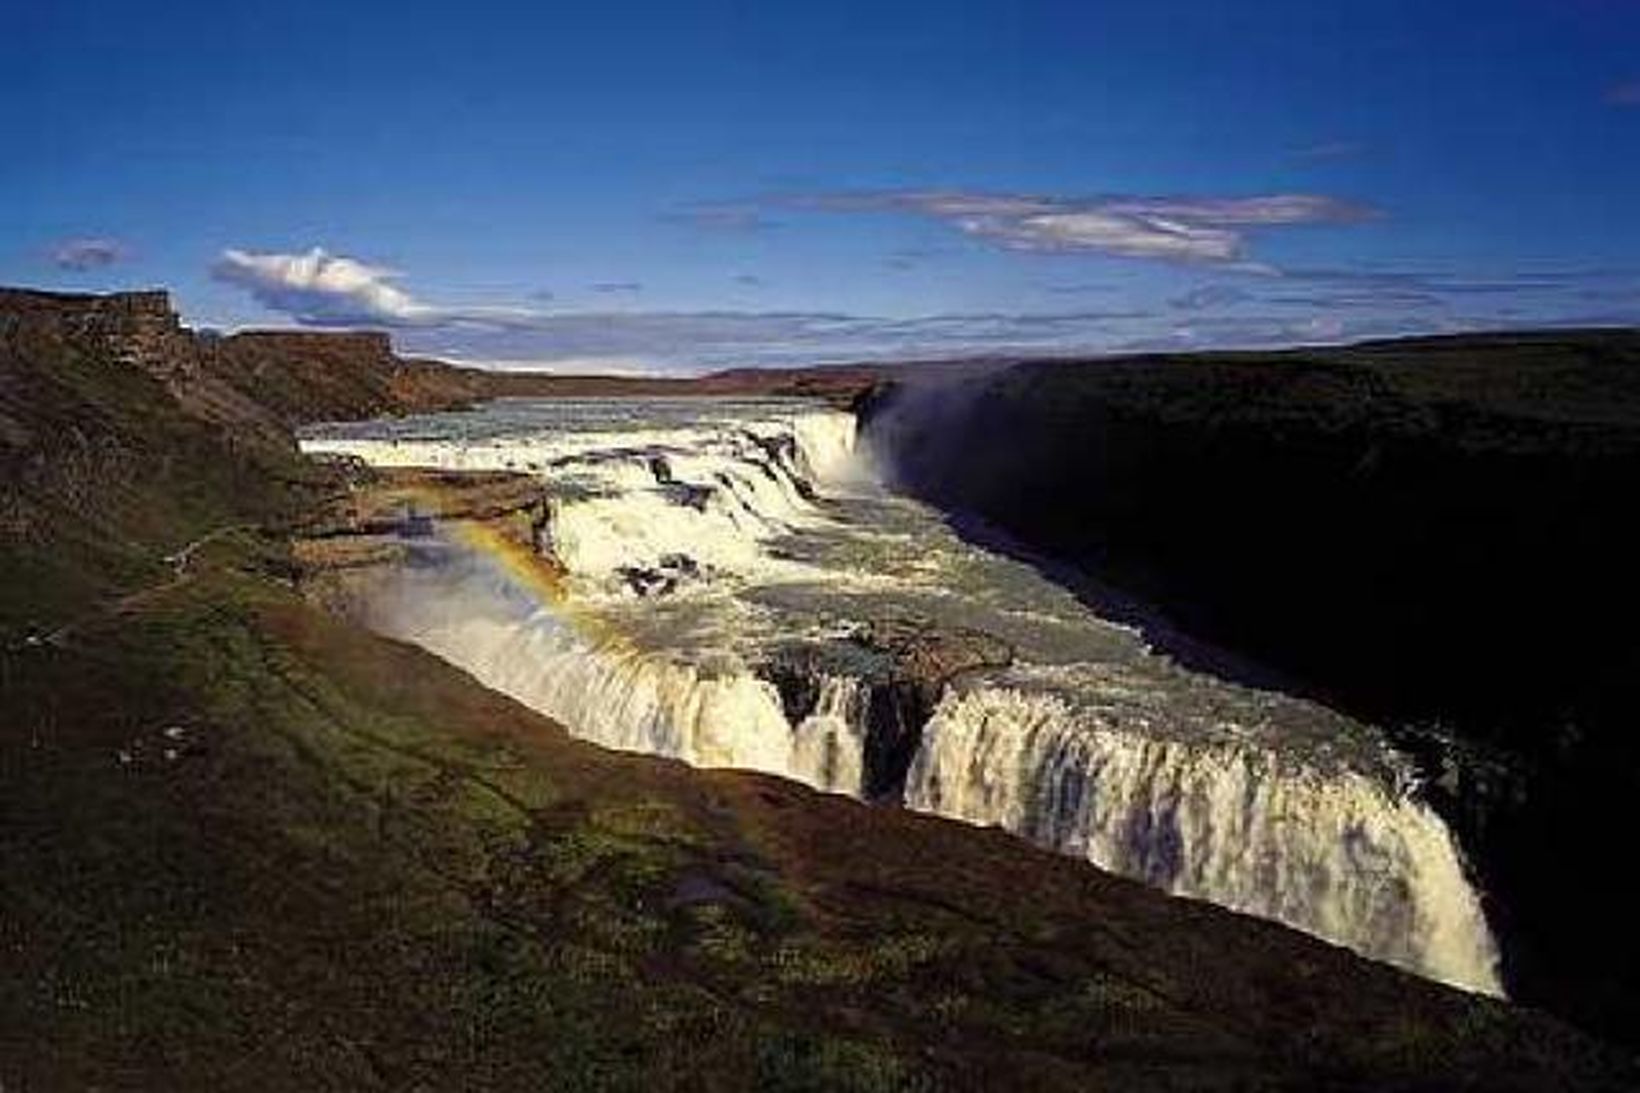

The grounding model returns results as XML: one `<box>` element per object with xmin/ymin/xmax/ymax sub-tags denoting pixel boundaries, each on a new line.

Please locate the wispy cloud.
<box><xmin>393</xmin><ymin>307</ymin><xmax>1166</xmax><ymax>371</ymax></box>
<box><xmin>206</xmin><ymin>249</ymin><xmax>1172</xmax><ymax>367</ymax></box>
<box><xmin>1169</xmin><ymin>284</ymin><xmax>1251</xmax><ymax>311</ymax></box>
<box><xmin>782</xmin><ymin>189</ymin><xmax>1376</xmax><ymax>266</ymax></box>
<box><xmin>1039</xmin><ymin>281</ymin><xmax>1121</xmax><ymax>296</ymax></box>
<box><xmin>210</xmin><ymin>245</ymin><xmax>1133</xmax><ymax>366</ymax></box>
<box><xmin>659</xmin><ymin>203</ymin><xmax>780</xmax><ymax>232</ymax></box>
<box><xmin>51</xmin><ymin>237</ymin><xmax>126</xmax><ymax>271</ymax></box>
<box><xmin>732</xmin><ymin>273</ymin><xmax>765</xmax><ymax>287</ymax></box>
<box><xmin>590</xmin><ymin>281</ymin><xmax>643</xmax><ymax>294</ymax></box>
<box><xmin>883</xmin><ymin>245</ymin><xmax>951</xmax><ymax>272</ymax></box>
<box><xmin>1281</xmin><ymin>267</ymin><xmax>1603</xmax><ymax>296</ymax></box>
<box><xmin>1606</xmin><ymin>81</ymin><xmax>1640</xmax><ymax>106</ymax></box>
<box><xmin>1291</xmin><ymin>140</ymin><xmax>1367</xmax><ymax>163</ymax></box>
<box><xmin>1213</xmin><ymin>266</ymin><xmax>1633</xmax><ymax>314</ymax></box>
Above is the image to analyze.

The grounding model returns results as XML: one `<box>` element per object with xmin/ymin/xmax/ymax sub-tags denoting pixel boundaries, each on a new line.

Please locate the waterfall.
<box><xmin>790</xmin><ymin>676</ymin><xmax>868</xmax><ymax>794</ymax></box>
<box><xmin>360</xmin><ymin>552</ymin><xmax>799</xmax><ymax>774</ymax></box>
<box><xmin>300</xmin><ymin>397</ymin><xmax>1503</xmax><ymax>997</ymax></box>
<box><xmin>904</xmin><ymin>683</ymin><xmax>1502</xmax><ymax>994</ymax></box>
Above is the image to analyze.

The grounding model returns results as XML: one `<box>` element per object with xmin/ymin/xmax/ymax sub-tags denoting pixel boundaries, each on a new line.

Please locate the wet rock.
<box><xmin>617</xmin><ymin>566</ymin><xmax>678</xmax><ymax>598</ymax></box>
<box><xmin>616</xmin><ymin>553</ymin><xmax>705</xmax><ymax>598</ymax></box>
<box><xmin>761</xmin><ymin>614</ymin><xmax>1012</xmax><ymax>801</ymax></box>
<box><xmin>659</xmin><ymin>481</ymin><xmax>714</xmax><ymax>512</ymax></box>
<box><xmin>657</xmin><ymin>553</ymin><xmax>701</xmax><ymax>578</ymax></box>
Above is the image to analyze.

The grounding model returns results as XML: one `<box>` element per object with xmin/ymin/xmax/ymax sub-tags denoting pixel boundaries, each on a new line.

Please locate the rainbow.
<box><xmin>385</xmin><ymin>477</ymin><xmax>639</xmax><ymax>655</ymax></box>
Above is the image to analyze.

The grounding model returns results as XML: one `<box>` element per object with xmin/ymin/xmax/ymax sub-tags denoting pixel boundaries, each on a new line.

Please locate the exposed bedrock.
<box><xmin>297</xmin><ymin>465</ymin><xmax>552</xmax><ymax>540</ymax></box>
<box><xmin>760</xmin><ymin>615</ymin><xmax>1012</xmax><ymax>800</ymax></box>
<box><xmin>291</xmin><ymin>466</ymin><xmax>558</xmax><ymax>613</ymax></box>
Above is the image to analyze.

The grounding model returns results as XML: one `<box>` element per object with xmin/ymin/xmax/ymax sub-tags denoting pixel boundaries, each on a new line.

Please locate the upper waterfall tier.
<box><xmin>299</xmin><ymin>396</ymin><xmax>1502</xmax><ymax>996</ymax></box>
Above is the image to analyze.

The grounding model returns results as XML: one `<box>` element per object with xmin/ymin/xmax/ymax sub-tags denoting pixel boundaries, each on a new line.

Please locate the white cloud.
<box><xmin>211</xmin><ymin>247</ymin><xmax>538</xmax><ymax>328</ymax></box>
<box><xmin>790</xmin><ymin>189</ymin><xmax>1374</xmax><ymax>265</ymax></box>
<box><xmin>212</xmin><ymin>248</ymin><xmax>433</xmax><ymax>325</ymax></box>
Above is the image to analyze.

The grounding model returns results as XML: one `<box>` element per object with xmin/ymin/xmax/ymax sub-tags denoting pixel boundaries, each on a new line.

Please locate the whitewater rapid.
<box><xmin>300</xmin><ymin>397</ymin><xmax>1502</xmax><ymax>995</ymax></box>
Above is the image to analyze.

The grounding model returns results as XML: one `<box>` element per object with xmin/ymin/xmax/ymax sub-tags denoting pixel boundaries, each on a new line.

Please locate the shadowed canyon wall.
<box><xmin>857</xmin><ymin>331</ymin><xmax>1640</xmax><ymax>1045</ymax></box>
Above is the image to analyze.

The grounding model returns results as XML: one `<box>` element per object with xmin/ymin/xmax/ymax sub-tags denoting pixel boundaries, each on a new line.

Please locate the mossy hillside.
<box><xmin>3</xmin><ymin>544</ymin><xmax>1631</xmax><ymax>1090</ymax></box>
<box><xmin>0</xmin><ymin>319</ymin><xmax>322</xmax><ymax>633</ymax></box>
<box><xmin>2</xmin><ymin>560</ymin><xmax>912</xmax><ymax>1090</ymax></box>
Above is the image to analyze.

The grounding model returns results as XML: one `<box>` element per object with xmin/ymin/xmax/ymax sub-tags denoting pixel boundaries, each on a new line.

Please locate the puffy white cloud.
<box><xmin>211</xmin><ymin>247</ymin><xmax>539</xmax><ymax>328</ymax></box>
<box><xmin>212</xmin><ymin>247</ymin><xmax>436</xmax><ymax>325</ymax></box>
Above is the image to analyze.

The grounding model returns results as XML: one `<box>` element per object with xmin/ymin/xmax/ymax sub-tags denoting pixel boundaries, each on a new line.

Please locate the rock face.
<box><xmin>298</xmin><ymin>465</ymin><xmax>551</xmax><ymax>540</ymax></box>
<box><xmin>203</xmin><ymin>331</ymin><xmax>486</xmax><ymax>425</ymax></box>
<box><xmin>858</xmin><ymin>331</ymin><xmax>1640</xmax><ymax>1047</ymax></box>
<box><xmin>761</xmin><ymin>615</ymin><xmax>1012</xmax><ymax>800</ymax></box>
<box><xmin>293</xmin><ymin>465</ymin><xmax>556</xmax><ymax>615</ymax></box>
<box><xmin>0</xmin><ymin>289</ymin><xmax>490</xmax><ymax>460</ymax></box>
<box><xmin>0</xmin><ymin>287</ymin><xmax>177</xmax><ymax>339</ymax></box>
<box><xmin>0</xmin><ymin>288</ymin><xmax>195</xmax><ymax>380</ymax></box>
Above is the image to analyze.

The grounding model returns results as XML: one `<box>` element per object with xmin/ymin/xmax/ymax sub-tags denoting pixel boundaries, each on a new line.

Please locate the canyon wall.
<box><xmin>857</xmin><ymin>331</ymin><xmax>1640</xmax><ymax>1044</ymax></box>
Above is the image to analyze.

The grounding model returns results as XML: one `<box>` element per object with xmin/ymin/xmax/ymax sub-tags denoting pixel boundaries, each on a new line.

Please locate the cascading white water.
<box><xmin>791</xmin><ymin>676</ymin><xmax>868</xmax><ymax>794</ymax></box>
<box><xmin>309</xmin><ymin>402</ymin><xmax>854</xmax><ymax>594</ymax></box>
<box><xmin>300</xmin><ymin>397</ymin><xmax>1502</xmax><ymax>997</ymax></box>
<box><xmin>905</xmin><ymin>682</ymin><xmax>1500</xmax><ymax>994</ymax></box>
<box><xmin>360</xmin><ymin>559</ymin><xmax>795</xmax><ymax>772</ymax></box>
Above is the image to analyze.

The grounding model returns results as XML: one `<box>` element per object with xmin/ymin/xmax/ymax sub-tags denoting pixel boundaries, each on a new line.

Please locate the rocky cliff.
<box><xmin>1</xmin><ymin>289</ymin><xmax>486</xmax><ymax>449</ymax></box>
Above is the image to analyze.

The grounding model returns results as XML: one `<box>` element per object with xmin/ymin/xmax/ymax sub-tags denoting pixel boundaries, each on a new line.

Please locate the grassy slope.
<box><xmin>2</xmin><ymin>318</ymin><xmax>1635</xmax><ymax>1089</ymax></box>
<box><xmin>6</xmin><ymin>557</ymin><xmax>1628</xmax><ymax>1091</ymax></box>
<box><xmin>0</xmin><ymin>316</ymin><xmax>315</xmax><ymax>631</ymax></box>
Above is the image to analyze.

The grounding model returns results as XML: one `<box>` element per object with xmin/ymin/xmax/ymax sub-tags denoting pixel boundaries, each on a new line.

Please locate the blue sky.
<box><xmin>4</xmin><ymin>0</ymin><xmax>1638</xmax><ymax>371</ymax></box>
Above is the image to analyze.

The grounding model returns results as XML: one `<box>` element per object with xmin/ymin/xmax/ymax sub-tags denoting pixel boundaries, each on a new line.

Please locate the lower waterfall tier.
<box><xmin>908</xmin><ymin>683</ymin><xmax>1500</xmax><ymax>994</ymax></box>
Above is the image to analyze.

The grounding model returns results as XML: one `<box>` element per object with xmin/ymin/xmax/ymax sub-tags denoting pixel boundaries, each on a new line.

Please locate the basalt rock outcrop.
<box><xmin>293</xmin><ymin>464</ymin><xmax>556</xmax><ymax>613</ymax></box>
<box><xmin>0</xmin><ymin>289</ymin><xmax>486</xmax><ymax>456</ymax></box>
<box><xmin>761</xmin><ymin>615</ymin><xmax>1012</xmax><ymax>800</ymax></box>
